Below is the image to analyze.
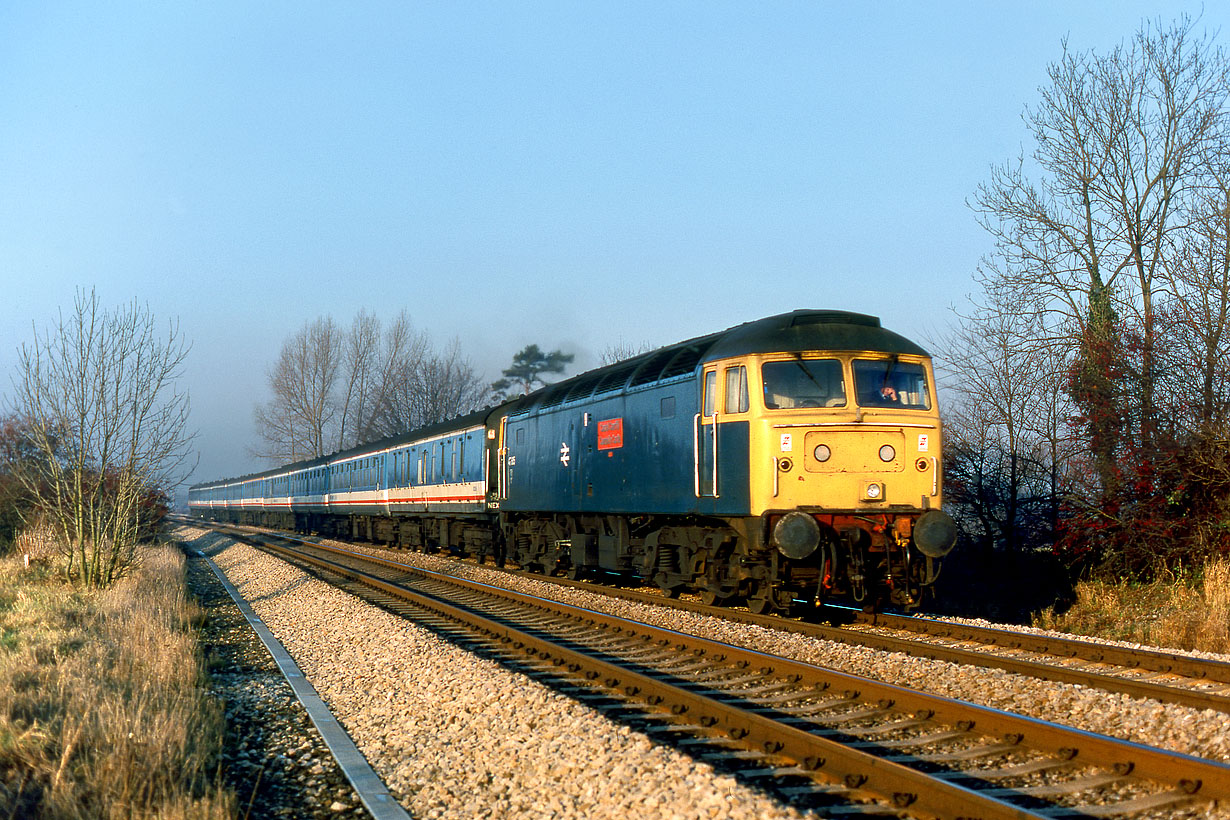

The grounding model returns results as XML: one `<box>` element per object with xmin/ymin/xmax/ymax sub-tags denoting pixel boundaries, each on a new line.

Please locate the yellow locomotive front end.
<box><xmin>740</xmin><ymin>350</ymin><xmax>955</xmax><ymax>609</ymax></box>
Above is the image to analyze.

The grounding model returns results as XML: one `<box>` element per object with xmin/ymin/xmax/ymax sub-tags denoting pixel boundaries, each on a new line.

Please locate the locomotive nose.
<box><xmin>913</xmin><ymin>510</ymin><xmax>957</xmax><ymax>557</ymax></box>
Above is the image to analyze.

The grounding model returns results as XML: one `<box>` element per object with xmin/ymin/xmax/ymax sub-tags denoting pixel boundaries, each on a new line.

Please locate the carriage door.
<box><xmin>696</xmin><ymin>367</ymin><xmax>719</xmax><ymax>497</ymax></box>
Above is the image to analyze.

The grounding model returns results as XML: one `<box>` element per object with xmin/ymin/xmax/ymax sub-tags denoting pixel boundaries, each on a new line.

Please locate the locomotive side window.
<box><xmin>762</xmin><ymin>359</ymin><xmax>845</xmax><ymax>409</ymax></box>
<box><xmin>724</xmin><ymin>366</ymin><xmax>749</xmax><ymax>413</ymax></box>
<box><xmin>853</xmin><ymin>359</ymin><xmax>931</xmax><ymax>409</ymax></box>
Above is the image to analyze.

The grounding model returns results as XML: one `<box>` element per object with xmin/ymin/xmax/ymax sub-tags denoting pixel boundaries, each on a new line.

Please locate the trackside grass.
<box><xmin>1034</xmin><ymin>558</ymin><xmax>1230</xmax><ymax>655</ymax></box>
<box><xmin>0</xmin><ymin>536</ymin><xmax>235</xmax><ymax>819</ymax></box>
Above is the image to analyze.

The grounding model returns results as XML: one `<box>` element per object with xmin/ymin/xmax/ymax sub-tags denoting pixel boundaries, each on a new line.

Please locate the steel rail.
<box><xmin>219</xmin><ymin>525</ymin><xmax>1230</xmax><ymax>818</ymax></box>
<box><xmin>852</xmin><ymin>610</ymin><xmax>1230</xmax><ymax>684</ymax></box>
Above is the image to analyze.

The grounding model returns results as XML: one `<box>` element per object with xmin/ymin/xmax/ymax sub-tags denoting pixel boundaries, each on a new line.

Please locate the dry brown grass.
<box><xmin>1034</xmin><ymin>557</ymin><xmax>1230</xmax><ymax>654</ymax></box>
<box><xmin>13</xmin><ymin>525</ymin><xmax>59</xmax><ymax>564</ymax></box>
<box><xmin>0</xmin><ymin>530</ymin><xmax>235</xmax><ymax>819</ymax></box>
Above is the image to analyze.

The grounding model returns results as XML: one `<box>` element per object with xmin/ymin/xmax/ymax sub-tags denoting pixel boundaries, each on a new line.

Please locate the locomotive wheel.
<box><xmin>655</xmin><ymin>576</ymin><xmax>683</xmax><ymax>598</ymax></box>
<box><xmin>746</xmin><ymin>581</ymin><xmax>793</xmax><ymax>615</ymax></box>
<box><xmin>746</xmin><ymin>581</ymin><xmax>773</xmax><ymax>614</ymax></box>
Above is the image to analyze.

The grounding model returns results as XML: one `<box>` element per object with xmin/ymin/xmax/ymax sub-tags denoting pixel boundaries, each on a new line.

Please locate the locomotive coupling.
<box><xmin>913</xmin><ymin>509</ymin><xmax>957</xmax><ymax>557</ymax></box>
<box><xmin>772</xmin><ymin>512</ymin><xmax>821</xmax><ymax>559</ymax></box>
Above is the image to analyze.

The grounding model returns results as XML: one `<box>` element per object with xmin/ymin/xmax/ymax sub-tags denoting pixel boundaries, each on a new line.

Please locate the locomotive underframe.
<box><xmin>500</xmin><ymin>508</ymin><xmax>935</xmax><ymax>613</ymax></box>
<box><xmin>194</xmin><ymin>503</ymin><xmax>935</xmax><ymax>614</ymax></box>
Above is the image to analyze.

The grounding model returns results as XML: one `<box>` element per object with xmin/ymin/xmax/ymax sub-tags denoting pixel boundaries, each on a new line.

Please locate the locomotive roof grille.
<box><xmin>658</xmin><ymin>341</ymin><xmax>716</xmax><ymax>379</ymax></box>
<box><xmin>790</xmin><ymin>311</ymin><xmax>881</xmax><ymax>328</ymax></box>
<box><xmin>592</xmin><ymin>361</ymin><xmax>640</xmax><ymax>395</ymax></box>
<box><xmin>628</xmin><ymin>348</ymin><xmax>681</xmax><ymax>387</ymax></box>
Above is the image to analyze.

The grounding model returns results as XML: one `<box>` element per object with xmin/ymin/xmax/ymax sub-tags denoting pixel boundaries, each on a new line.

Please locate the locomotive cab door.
<box><xmin>696</xmin><ymin>367</ymin><xmax>718</xmax><ymax>497</ymax></box>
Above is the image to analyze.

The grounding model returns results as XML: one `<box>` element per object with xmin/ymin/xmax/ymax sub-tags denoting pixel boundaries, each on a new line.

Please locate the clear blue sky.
<box><xmin>1</xmin><ymin>2</ymin><xmax>1225</xmax><ymax>492</ymax></box>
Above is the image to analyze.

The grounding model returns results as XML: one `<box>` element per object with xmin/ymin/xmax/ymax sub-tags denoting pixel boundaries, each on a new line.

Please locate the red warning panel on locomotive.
<box><xmin>597</xmin><ymin>418</ymin><xmax>623</xmax><ymax>450</ymax></box>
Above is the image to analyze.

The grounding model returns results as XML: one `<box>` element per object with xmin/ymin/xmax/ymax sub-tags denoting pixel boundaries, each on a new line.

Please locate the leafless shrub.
<box><xmin>14</xmin><ymin>519</ymin><xmax>58</xmax><ymax>565</ymax></box>
<box><xmin>10</xmin><ymin>291</ymin><xmax>194</xmax><ymax>587</ymax></box>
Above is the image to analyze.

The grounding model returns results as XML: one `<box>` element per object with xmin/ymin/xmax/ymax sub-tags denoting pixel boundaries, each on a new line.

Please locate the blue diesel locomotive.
<box><xmin>190</xmin><ymin>310</ymin><xmax>956</xmax><ymax>613</ymax></box>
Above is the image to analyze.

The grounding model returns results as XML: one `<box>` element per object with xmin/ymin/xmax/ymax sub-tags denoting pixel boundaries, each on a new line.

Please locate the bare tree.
<box><xmin>252</xmin><ymin>316</ymin><xmax>341</xmax><ymax>462</ymax></box>
<box><xmin>937</xmin><ymin>290</ymin><xmax>1077</xmax><ymax>552</ymax></box>
<box><xmin>971</xmin><ymin>16</ymin><xmax>1230</xmax><ymax>488</ymax></box>
<box><xmin>945</xmin><ymin>17</ymin><xmax>1230</xmax><ymax>580</ymax></box>
<box><xmin>368</xmin><ymin>338</ymin><xmax>491</xmax><ymax>436</ymax></box>
<box><xmin>412</xmin><ymin>338</ymin><xmax>493</xmax><ymax>425</ymax></box>
<box><xmin>335</xmin><ymin>309</ymin><xmax>381</xmax><ymax>451</ymax></box>
<box><xmin>254</xmin><ymin>311</ymin><xmax>490</xmax><ymax>461</ymax></box>
<box><xmin>1160</xmin><ymin>181</ymin><xmax>1230</xmax><ymax>429</ymax></box>
<box><xmin>350</xmin><ymin>310</ymin><xmax>432</xmax><ymax>443</ymax></box>
<box><xmin>599</xmin><ymin>338</ymin><xmax>653</xmax><ymax>366</ymax></box>
<box><xmin>11</xmin><ymin>291</ymin><xmax>194</xmax><ymax>586</ymax></box>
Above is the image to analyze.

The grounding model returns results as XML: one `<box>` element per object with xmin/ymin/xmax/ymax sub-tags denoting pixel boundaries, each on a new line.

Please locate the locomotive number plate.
<box><xmin>597</xmin><ymin>418</ymin><xmax>624</xmax><ymax>450</ymax></box>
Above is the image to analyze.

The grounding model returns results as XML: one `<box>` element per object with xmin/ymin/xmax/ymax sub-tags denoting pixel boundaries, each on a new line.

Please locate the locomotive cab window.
<box><xmin>724</xmin><ymin>366</ymin><xmax>749</xmax><ymax>414</ymax></box>
<box><xmin>853</xmin><ymin>359</ymin><xmax>931</xmax><ymax>409</ymax></box>
<box><xmin>762</xmin><ymin>358</ymin><xmax>846</xmax><ymax>409</ymax></box>
<box><xmin>702</xmin><ymin>370</ymin><xmax>718</xmax><ymax>418</ymax></box>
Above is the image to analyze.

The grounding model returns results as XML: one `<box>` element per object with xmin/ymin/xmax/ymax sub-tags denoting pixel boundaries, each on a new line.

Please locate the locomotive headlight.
<box><xmin>813</xmin><ymin>444</ymin><xmax>831</xmax><ymax>462</ymax></box>
<box><xmin>879</xmin><ymin>444</ymin><xmax>896</xmax><ymax>462</ymax></box>
<box><xmin>863</xmin><ymin>482</ymin><xmax>884</xmax><ymax>501</ymax></box>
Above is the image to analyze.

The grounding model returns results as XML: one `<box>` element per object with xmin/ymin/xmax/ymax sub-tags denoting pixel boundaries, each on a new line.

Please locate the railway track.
<box><xmin>438</xmin><ymin>545</ymin><xmax>1230</xmax><ymax>715</ymax></box>
<box><xmin>550</xmin><ymin>580</ymin><xmax>1230</xmax><ymax>716</ymax></box>
<box><xmin>184</xmin><ymin>519</ymin><xmax>1230</xmax><ymax>713</ymax></box>
<box><xmin>196</xmin><ymin>521</ymin><xmax>1230</xmax><ymax>819</ymax></box>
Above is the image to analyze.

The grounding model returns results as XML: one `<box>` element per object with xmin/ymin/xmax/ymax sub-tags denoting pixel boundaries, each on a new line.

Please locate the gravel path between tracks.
<box><xmin>179</xmin><ymin>523</ymin><xmax>1230</xmax><ymax>820</ymax></box>
<box><xmin>179</xmin><ymin>525</ymin><xmax>809</xmax><ymax>820</ymax></box>
<box><xmin>186</xmin><ymin>540</ymin><xmax>369</xmax><ymax>818</ymax></box>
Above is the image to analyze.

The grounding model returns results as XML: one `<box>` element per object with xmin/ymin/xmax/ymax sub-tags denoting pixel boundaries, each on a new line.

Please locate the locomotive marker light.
<box><xmin>773</xmin><ymin>511</ymin><xmax>821</xmax><ymax>560</ymax></box>
<box><xmin>878</xmin><ymin>444</ymin><xmax>895</xmax><ymax>462</ymax></box>
<box><xmin>913</xmin><ymin>509</ymin><xmax>958</xmax><ymax>557</ymax></box>
<box><xmin>813</xmin><ymin>443</ymin><xmax>831</xmax><ymax>462</ymax></box>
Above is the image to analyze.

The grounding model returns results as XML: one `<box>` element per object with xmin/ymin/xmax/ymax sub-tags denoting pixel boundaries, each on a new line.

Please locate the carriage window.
<box><xmin>762</xmin><ymin>359</ymin><xmax>846</xmax><ymax>409</ymax></box>
<box><xmin>724</xmin><ymin>366</ymin><xmax>749</xmax><ymax>414</ymax></box>
<box><xmin>853</xmin><ymin>359</ymin><xmax>931</xmax><ymax>409</ymax></box>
